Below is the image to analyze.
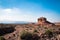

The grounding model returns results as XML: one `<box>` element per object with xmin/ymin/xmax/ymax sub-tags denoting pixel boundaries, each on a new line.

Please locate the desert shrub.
<box><xmin>20</xmin><ymin>31</ymin><xmax>40</xmax><ymax>40</ymax></box>
<box><xmin>58</xmin><ymin>28</ymin><xmax>60</xmax><ymax>30</ymax></box>
<box><xmin>45</xmin><ymin>29</ymin><xmax>53</xmax><ymax>38</ymax></box>
<box><xmin>33</xmin><ymin>29</ymin><xmax>38</xmax><ymax>33</ymax></box>
<box><xmin>44</xmin><ymin>27</ymin><xmax>48</xmax><ymax>29</ymax></box>
<box><xmin>20</xmin><ymin>31</ymin><xmax>32</xmax><ymax>40</ymax></box>
<box><xmin>38</xmin><ymin>26</ymin><xmax>41</xmax><ymax>28</ymax></box>
<box><xmin>32</xmin><ymin>34</ymin><xmax>40</xmax><ymax>40</ymax></box>
<box><xmin>26</xmin><ymin>26</ymin><xmax>29</xmax><ymax>28</ymax></box>
<box><xmin>0</xmin><ymin>36</ymin><xmax>5</xmax><ymax>40</ymax></box>
<box><xmin>37</xmin><ymin>26</ymin><xmax>41</xmax><ymax>30</ymax></box>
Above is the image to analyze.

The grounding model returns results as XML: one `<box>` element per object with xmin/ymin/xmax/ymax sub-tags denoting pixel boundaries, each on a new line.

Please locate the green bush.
<box><xmin>32</xmin><ymin>34</ymin><xmax>40</xmax><ymax>40</ymax></box>
<box><xmin>20</xmin><ymin>31</ymin><xmax>40</xmax><ymax>40</ymax></box>
<box><xmin>0</xmin><ymin>36</ymin><xmax>5</xmax><ymax>40</ymax></box>
<box><xmin>33</xmin><ymin>29</ymin><xmax>38</xmax><ymax>33</ymax></box>
<box><xmin>45</xmin><ymin>30</ymin><xmax>53</xmax><ymax>38</ymax></box>
<box><xmin>20</xmin><ymin>31</ymin><xmax>32</xmax><ymax>40</ymax></box>
<box><xmin>44</xmin><ymin>27</ymin><xmax>48</xmax><ymax>29</ymax></box>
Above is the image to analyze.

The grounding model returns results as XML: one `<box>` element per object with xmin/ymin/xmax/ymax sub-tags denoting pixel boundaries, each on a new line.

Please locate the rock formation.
<box><xmin>37</xmin><ymin>17</ymin><xmax>55</xmax><ymax>27</ymax></box>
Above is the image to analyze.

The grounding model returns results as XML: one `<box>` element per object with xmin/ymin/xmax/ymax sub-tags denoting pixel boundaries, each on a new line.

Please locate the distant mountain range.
<box><xmin>54</xmin><ymin>22</ymin><xmax>60</xmax><ymax>25</ymax></box>
<box><xmin>0</xmin><ymin>21</ymin><xmax>30</xmax><ymax>24</ymax></box>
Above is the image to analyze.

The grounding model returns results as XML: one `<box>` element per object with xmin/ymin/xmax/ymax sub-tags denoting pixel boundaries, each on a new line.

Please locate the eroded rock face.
<box><xmin>37</xmin><ymin>17</ymin><xmax>55</xmax><ymax>27</ymax></box>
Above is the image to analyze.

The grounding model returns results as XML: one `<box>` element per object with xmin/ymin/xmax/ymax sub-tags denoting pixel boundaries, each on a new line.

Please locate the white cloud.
<box><xmin>0</xmin><ymin>7</ymin><xmax>60</xmax><ymax>22</ymax></box>
<box><xmin>0</xmin><ymin>8</ymin><xmax>37</xmax><ymax>22</ymax></box>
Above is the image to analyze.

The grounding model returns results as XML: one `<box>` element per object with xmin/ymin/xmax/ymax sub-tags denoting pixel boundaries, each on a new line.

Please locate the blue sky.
<box><xmin>0</xmin><ymin>0</ymin><xmax>60</xmax><ymax>22</ymax></box>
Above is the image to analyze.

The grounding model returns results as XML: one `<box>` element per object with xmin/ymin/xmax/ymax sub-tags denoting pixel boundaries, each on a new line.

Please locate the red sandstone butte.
<box><xmin>37</xmin><ymin>17</ymin><xmax>55</xmax><ymax>27</ymax></box>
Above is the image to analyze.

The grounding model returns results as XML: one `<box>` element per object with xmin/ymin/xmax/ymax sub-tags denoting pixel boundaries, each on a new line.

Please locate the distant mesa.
<box><xmin>37</xmin><ymin>17</ymin><xmax>55</xmax><ymax>27</ymax></box>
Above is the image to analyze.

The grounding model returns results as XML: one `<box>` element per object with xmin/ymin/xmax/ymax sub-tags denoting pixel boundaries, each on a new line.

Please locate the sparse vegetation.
<box><xmin>44</xmin><ymin>27</ymin><xmax>48</xmax><ymax>29</ymax></box>
<box><xmin>20</xmin><ymin>30</ymin><xmax>40</xmax><ymax>40</ymax></box>
<box><xmin>58</xmin><ymin>28</ymin><xmax>60</xmax><ymax>30</ymax></box>
<box><xmin>20</xmin><ymin>31</ymin><xmax>32</xmax><ymax>40</ymax></box>
<box><xmin>33</xmin><ymin>29</ymin><xmax>38</xmax><ymax>33</ymax></box>
<box><xmin>44</xmin><ymin>29</ymin><xmax>53</xmax><ymax>38</ymax></box>
<box><xmin>0</xmin><ymin>36</ymin><xmax>5</xmax><ymax>40</ymax></box>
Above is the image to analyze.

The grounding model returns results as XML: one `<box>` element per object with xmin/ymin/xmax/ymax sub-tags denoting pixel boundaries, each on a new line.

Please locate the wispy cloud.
<box><xmin>0</xmin><ymin>7</ymin><xmax>60</xmax><ymax>22</ymax></box>
<box><xmin>0</xmin><ymin>7</ymin><xmax>37</xmax><ymax>22</ymax></box>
